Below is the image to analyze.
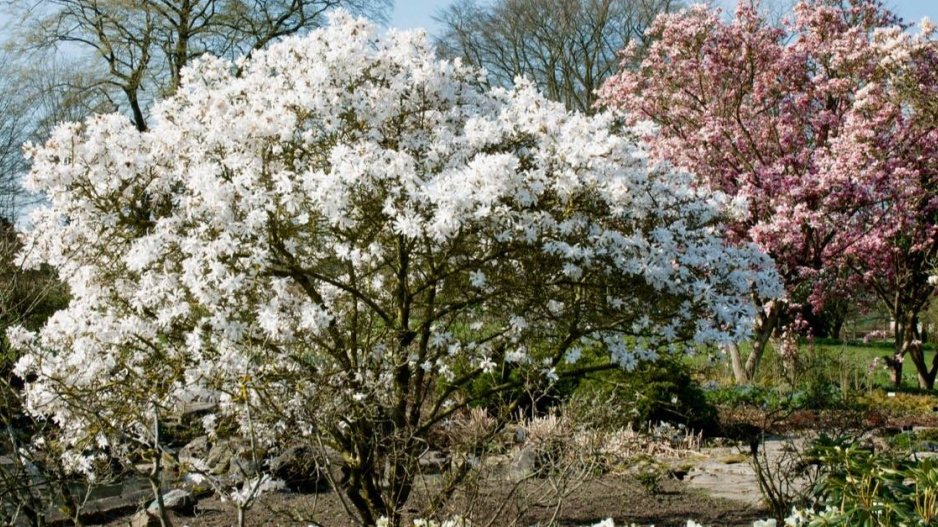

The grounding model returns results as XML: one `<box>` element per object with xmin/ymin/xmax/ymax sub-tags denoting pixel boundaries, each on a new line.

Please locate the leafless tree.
<box><xmin>434</xmin><ymin>0</ymin><xmax>682</xmax><ymax>113</ymax></box>
<box><xmin>6</xmin><ymin>0</ymin><xmax>392</xmax><ymax>131</ymax></box>
<box><xmin>0</xmin><ymin>54</ymin><xmax>33</xmax><ymax>223</ymax></box>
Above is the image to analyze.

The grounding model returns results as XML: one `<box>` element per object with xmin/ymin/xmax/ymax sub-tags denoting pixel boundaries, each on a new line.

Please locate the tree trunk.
<box><xmin>888</xmin><ymin>356</ymin><xmax>903</xmax><ymax>388</ymax></box>
<box><xmin>148</xmin><ymin>468</ymin><xmax>171</xmax><ymax>527</ymax></box>
<box><xmin>728</xmin><ymin>341</ymin><xmax>750</xmax><ymax>384</ymax></box>
<box><xmin>914</xmin><ymin>357</ymin><xmax>936</xmax><ymax>390</ymax></box>
<box><xmin>831</xmin><ymin>316</ymin><xmax>845</xmax><ymax>341</ymax></box>
<box><xmin>890</xmin><ymin>315</ymin><xmax>906</xmax><ymax>388</ymax></box>
<box><xmin>149</xmin><ymin>405</ymin><xmax>171</xmax><ymax>527</ymax></box>
<box><xmin>745</xmin><ymin>322</ymin><xmax>774</xmax><ymax>381</ymax></box>
<box><xmin>904</xmin><ymin>319</ymin><xmax>937</xmax><ymax>390</ymax></box>
<box><xmin>56</xmin><ymin>478</ymin><xmax>82</xmax><ymax>527</ymax></box>
<box><xmin>727</xmin><ymin>303</ymin><xmax>779</xmax><ymax>384</ymax></box>
<box><xmin>927</xmin><ymin>353</ymin><xmax>938</xmax><ymax>390</ymax></box>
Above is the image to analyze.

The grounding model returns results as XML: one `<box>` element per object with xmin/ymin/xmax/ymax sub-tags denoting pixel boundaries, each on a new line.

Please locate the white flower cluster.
<box><xmin>871</xmin><ymin>17</ymin><xmax>937</xmax><ymax>70</ymax></box>
<box><xmin>9</xmin><ymin>11</ymin><xmax>781</xmax><ymax>466</ymax></box>
<box><xmin>381</xmin><ymin>517</ymin><xmax>791</xmax><ymax>527</ymax></box>
<box><xmin>377</xmin><ymin>518</ymin><xmax>469</xmax><ymax>527</ymax></box>
<box><xmin>591</xmin><ymin>519</ymin><xmax>784</xmax><ymax>527</ymax></box>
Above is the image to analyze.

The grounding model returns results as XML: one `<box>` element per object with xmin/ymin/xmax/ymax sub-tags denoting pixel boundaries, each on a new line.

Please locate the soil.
<box><xmin>96</xmin><ymin>474</ymin><xmax>767</xmax><ymax>527</ymax></box>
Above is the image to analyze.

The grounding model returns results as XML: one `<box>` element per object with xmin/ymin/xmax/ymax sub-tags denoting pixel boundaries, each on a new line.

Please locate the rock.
<box><xmin>165</xmin><ymin>402</ymin><xmax>216</xmax><ymax>427</ymax></box>
<box><xmin>668</xmin><ymin>468</ymin><xmax>688</xmax><ymax>481</ymax></box>
<box><xmin>507</xmin><ymin>445</ymin><xmax>537</xmax><ymax>481</ymax></box>
<box><xmin>131</xmin><ymin>510</ymin><xmax>162</xmax><ymax>527</ymax></box>
<box><xmin>417</xmin><ymin>450</ymin><xmax>451</xmax><ymax>474</ymax></box>
<box><xmin>178</xmin><ymin>401</ymin><xmax>216</xmax><ymax>417</ymax></box>
<box><xmin>882</xmin><ymin>426</ymin><xmax>902</xmax><ymax>436</ymax></box>
<box><xmin>148</xmin><ymin>489</ymin><xmax>195</xmax><ymax>515</ymax></box>
<box><xmin>201</xmin><ymin>439</ymin><xmax>275</xmax><ymax>484</ymax></box>
<box><xmin>178</xmin><ymin>436</ymin><xmax>209</xmax><ymax>466</ymax></box>
<box><xmin>269</xmin><ymin>445</ymin><xmax>331</xmax><ymax>493</ymax></box>
<box><xmin>228</xmin><ymin>457</ymin><xmax>261</xmax><ymax>484</ymax></box>
<box><xmin>205</xmin><ymin>440</ymin><xmax>235</xmax><ymax>475</ymax></box>
<box><xmin>485</xmin><ymin>453</ymin><xmax>512</xmax><ymax>473</ymax></box>
<box><xmin>685</xmin><ymin>438</ymin><xmax>813</xmax><ymax>506</ymax></box>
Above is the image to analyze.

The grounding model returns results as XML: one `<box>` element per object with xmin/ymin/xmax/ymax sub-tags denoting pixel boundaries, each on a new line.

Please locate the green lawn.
<box><xmin>692</xmin><ymin>339</ymin><xmax>937</xmax><ymax>391</ymax></box>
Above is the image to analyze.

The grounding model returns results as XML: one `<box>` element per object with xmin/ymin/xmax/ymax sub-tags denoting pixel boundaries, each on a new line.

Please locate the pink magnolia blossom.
<box><xmin>599</xmin><ymin>0</ymin><xmax>899</xmax><ymax>307</ymax></box>
<box><xmin>599</xmin><ymin>0</ymin><xmax>938</xmax><ymax>385</ymax></box>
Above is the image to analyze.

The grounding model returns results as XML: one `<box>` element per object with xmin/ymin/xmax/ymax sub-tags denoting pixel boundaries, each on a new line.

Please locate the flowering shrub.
<box><xmin>384</xmin><ymin>517</ymin><xmax>788</xmax><ymax>526</ymax></box>
<box><xmin>9</xmin><ymin>10</ymin><xmax>781</xmax><ymax>525</ymax></box>
<box><xmin>599</xmin><ymin>0</ymin><xmax>938</xmax><ymax>386</ymax></box>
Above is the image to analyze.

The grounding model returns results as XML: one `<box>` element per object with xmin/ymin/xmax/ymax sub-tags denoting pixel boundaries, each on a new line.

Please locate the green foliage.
<box><xmin>805</xmin><ymin>442</ymin><xmax>938</xmax><ymax>526</ymax></box>
<box><xmin>1</xmin><ymin>220</ymin><xmax>69</xmax><ymax>374</ymax></box>
<box><xmin>887</xmin><ymin>428</ymin><xmax>938</xmax><ymax>454</ymax></box>
<box><xmin>454</xmin><ymin>345</ymin><xmax>720</xmax><ymax>437</ymax></box>
<box><xmin>633</xmin><ymin>461</ymin><xmax>665</xmax><ymax>495</ymax></box>
<box><xmin>704</xmin><ymin>384</ymin><xmax>818</xmax><ymax>411</ymax></box>
<box><xmin>812</xmin><ymin>337</ymin><xmax>937</xmax><ymax>352</ymax></box>
<box><xmin>457</xmin><ymin>361</ymin><xmax>538</xmax><ymax>415</ymax></box>
<box><xmin>858</xmin><ymin>390</ymin><xmax>938</xmax><ymax>418</ymax></box>
<box><xmin>569</xmin><ymin>355</ymin><xmax>720</xmax><ymax>435</ymax></box>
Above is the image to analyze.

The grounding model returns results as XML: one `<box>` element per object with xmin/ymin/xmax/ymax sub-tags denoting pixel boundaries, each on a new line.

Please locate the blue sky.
<box><xmin>3</xmin><ymin>2</ymin><xmax>935</xmax><ymax>40</ymax></box>
<box><xmin>390</xmin><ymin>0</ymin><xmax>938</xmax><ymax>35</ymax></box>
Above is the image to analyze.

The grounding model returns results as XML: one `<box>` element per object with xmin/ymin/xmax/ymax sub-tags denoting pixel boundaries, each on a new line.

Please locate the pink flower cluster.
<box><xmin>599</xmin><ymin>1</ymin><xmax>938</xmax><ymax>349</ymax></box>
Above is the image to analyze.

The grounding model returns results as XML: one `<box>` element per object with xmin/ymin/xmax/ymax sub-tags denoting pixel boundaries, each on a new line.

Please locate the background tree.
<box><xmin>0</xmin><ymin>53</ymin><xmax>33</xmax><ymax>222</ymax></box>
<box><xmin>0</xmin><ymin>53</ymin><xmax>78</xmax><ymax>526</ymax></box>
<box><xmin>0</xmin><ymin>52</ymin><xmax>73</xmax><ymax>372</ymax></box>
<box><xmin>828</xmin><ymin>20</ymin><xmax>938</xmax><ymax>388</ymax></box>
<box><xmin>433</xmin><ymin>0</ymin><xmax>681</xmax><ymax>113</ymax></box>
<box><xmin>10</xmin><ymin>12</ymin><xmax>782</xmax><ymax>526</ymax></box>
<box><xmin>598</xmin><ymin>0</ymin><xmax>905</xmax><ymax>384</ymax></box>
<box><xmin>5</xmin><ymin>0</ymin><xmax>392</xmax><ymax>131</ymax></box>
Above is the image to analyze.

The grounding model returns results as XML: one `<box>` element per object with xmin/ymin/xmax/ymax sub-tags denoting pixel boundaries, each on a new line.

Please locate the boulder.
<box><xmin>417</xmin><ymin>450</ymin><xmax>451</xmax><ymax>474</ymax></box>
<box><xmin>130</xmin><ymin>511</ymin><xmax>162</xmax><ymax>527</ymax></box>
<box><xmin>507</xmin><ymin>445</ymin><xmax>537</xmax><ymax>481</ymax></box>
<box><xmin>228</xmin><ymin>457</ymin><xmax>261</xmax><ymax>484</ymax></box>
<box><xmin>178</xmin><ymin>401</ymin><xmax>216</xmax><ymax>418</ymax></box>
<box><xmin>204</xmin><ymin>440</ymin><xmax>235</xmax><ymax>475</ymax></box>
<box><xmin>269</xmin><ymin>445</ymin><xmax>331</xmax><ymax>492</ymax></box>
<box><xmin>177</xmin><ymin>436</ymin><xmax>209</xmax><ymax>466</ymax></box>
<box><xmin>148</xmin><ymin>489</ymin><xmax>195</xmax><ymax>515</ymax></box>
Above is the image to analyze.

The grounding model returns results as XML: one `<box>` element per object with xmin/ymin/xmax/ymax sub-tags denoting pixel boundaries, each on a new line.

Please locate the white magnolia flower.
<box><xmin>9</xmin><ymin>10</ymin><xmax>781</xmax><ymax>501</ymax></box>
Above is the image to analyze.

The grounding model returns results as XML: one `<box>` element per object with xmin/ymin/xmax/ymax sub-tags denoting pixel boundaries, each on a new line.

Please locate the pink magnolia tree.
<box><xmin>599</xmin><ymin>0</ymin><xmax>912</xmax><ymax>384</ymax></box>
<box><xmin>829</xmin><ymin>20</ymin><xmax>938</xmax><ymax>388</ymax></box>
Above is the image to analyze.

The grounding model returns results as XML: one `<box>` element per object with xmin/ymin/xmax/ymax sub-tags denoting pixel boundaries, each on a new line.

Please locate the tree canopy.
<box><xmin>10</xmin><ymin>12</ymin><xmax>781</xmax><ymax>525</ymax></box>
<box><xmin>599</xmin><ymin>0</ymin><xmax>938</xmax><ymax>384</ymax></box>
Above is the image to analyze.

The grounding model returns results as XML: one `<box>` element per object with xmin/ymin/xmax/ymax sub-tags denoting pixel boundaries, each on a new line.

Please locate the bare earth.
<box><xmin>97</xmin><ymin>473</ymin><xmax>767</xmax><ymax>527</ymax></box>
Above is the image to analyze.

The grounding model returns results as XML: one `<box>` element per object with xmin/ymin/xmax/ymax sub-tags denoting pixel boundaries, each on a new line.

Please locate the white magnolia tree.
<box><xmin>9</xmin><ymin>11</ymin><xmax>782</xmax><ymax>526</ymax></box>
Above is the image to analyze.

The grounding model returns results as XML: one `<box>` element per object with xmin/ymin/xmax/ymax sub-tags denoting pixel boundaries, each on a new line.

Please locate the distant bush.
<box><xmin>705</xmin><ymin>385</ymin><xmax>796</xmax><ymax>410</ymax></box>
<box><xmin>812</xmin><ymin>337</ymin><xmax>936</xmax><ymax>352</ymax></box>
<box><xmin>858</xmin><ymin>389</ymin><xmax>938</xmax><ymax>417</ymax></box>
<box><xmin>568</xmin><ymin>356</ymin><xmax>720</xmax><ymax>436</ymax></box>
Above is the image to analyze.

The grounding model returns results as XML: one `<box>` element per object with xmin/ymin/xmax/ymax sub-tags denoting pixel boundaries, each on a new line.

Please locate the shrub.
<box><xmin>569</xmin><ymin>356</ymin><xmax>720</xmax><ymax>435</ymax></box>
<box><xmin>9</xmin><ymin>10</ymin><xmax>781</xmax><ymax>526</ymax></box>
<box><xmin>804</xmin><ymin>442</ymin><xmax>938</xmax><ymax>526</ymax></box>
